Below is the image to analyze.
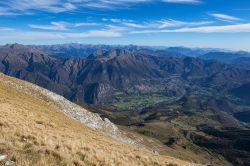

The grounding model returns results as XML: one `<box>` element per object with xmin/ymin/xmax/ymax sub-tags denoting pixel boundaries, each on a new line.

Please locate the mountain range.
<box><xmin>2</xmin><ymin>43</ymin><xmax>250</xmax><ymax>104</ymax></box>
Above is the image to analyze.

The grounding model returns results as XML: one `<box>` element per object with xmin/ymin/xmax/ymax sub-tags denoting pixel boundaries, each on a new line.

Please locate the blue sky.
<box><xmin>0</xmin><ymin>0</ymin><xmax>250</xmax><ymax>50</ymax></box>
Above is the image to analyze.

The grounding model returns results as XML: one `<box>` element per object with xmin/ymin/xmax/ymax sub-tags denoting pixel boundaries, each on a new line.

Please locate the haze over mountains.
<box><xmin>0</xmin><ymin>43</ymin><xmax>250</xmax><ymax>165</ymax></box>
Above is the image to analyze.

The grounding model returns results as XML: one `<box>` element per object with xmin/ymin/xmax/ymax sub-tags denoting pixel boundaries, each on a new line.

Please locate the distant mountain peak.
<box><xmin>4</xmin><ymin>43</ymin><xmax>27</xmax><ymax>49</ymax></box>
<box><xmin>87</xmin><ymin>49</ymin><xmax>132</xmax><ymax>60</ymax></box>
<box><xmin>1</xmin><ymin>43</ymin><xmax>45</xmax><ymax>54</ymax></box>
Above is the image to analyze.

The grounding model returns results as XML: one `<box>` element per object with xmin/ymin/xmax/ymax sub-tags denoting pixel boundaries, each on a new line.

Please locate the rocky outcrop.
<box><xmin>0</xmin><ymin>154</ymin><xmax>7</xmax><ymax>161</ymax></box>
<box><xmin>0</xmin><ymin>154</ymin><xmax>15</xmax><ymax>166</ymax></box>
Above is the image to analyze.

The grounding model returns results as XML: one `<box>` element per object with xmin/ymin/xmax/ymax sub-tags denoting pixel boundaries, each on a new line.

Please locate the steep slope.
<box><xmin>0</xmin><ymin>73</ymin><xmax>199</xmax><ymax>166</ymax></box>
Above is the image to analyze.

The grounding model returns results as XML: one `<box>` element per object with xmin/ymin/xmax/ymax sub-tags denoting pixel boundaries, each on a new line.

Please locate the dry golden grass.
<box><xmin>0</xmin><ymin>74</ymin><xmax>200</xmax><ymax>166</ymax></box>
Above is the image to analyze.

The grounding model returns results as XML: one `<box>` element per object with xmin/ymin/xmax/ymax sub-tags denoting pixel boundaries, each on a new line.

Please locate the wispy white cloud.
<box><xmin>102</xmin><ymin>18</ymin><xmax>213</xmax><ymax>29</ymax></box>
<box><xmin>103</xmin><ymin>18</ymin><xmax>134</xmax><ymax>23</ymax></box>
<box><xmin>84</xmin><ymin>0</ymin><xmax>202</xmax><ymax>9</ymax></box>
<box><xmin>0</xmin><ymin>0</ymin><xmax>94</xmax><ymax>16</ymax></box>
<box><xmin>2</xmin><ymin>23</ymin><xmax>250</xmax><ymax>42</ymax></box>
<box><xmin>0</xmin><ymin>29</ymin><xmax>122</xmax><ymax>41</ymax></box>
<box><xmin>122</xmin><ymin>23</ymin><xmax>146</xmax><ymax>28</ymax></box>
<box><xmin>29</xmin><ymin>21</ymin><xmax>100</xmax><ymax>30</ymax></box>
<box><xmin>0</xmin><ymin>21</ymin><xmax>123</xmax><ymax>40</ymax></box>
<box><xmin>0</xmin><ymin>0</ymin><xmax>203</xmax><ymax>15</ymax></box>
<box><xmin>130</xmin><ymin>23</ymin><xmax>250</xmax><ymax>33</ymax></box>
<box><xmin>66</xmin><ymin>30</ymin><xmax>122</xmax><ymax>38</ymax></box>
<box><xmin>158</xmin><ymin>19</ymin><xmax>213</xmax><ymax>28</ymax></box>
<box><xmin>29</xmin><ymin>22</ymin><xmax>68</xmax><ymax>31</ymax></box>
<box><xmin>105</xmin><ymin>25</ymin><xmax>129</xmax><ymax>32</ymax></box>
<box><xmin>210</xmin><ymin>13</ymin><xmax>243</xmax><ymax>22</ymax></box>
<box><xmin>162</xmin><ymin>0</ymin><xmax>201</xmax><ymax>4</ymax></box>
<box><xmin>84</xmin><ymin>0</ymin><xmax>151</xmax><ymax>9</ymax></box>
<box><xmin>0</xmin><ymin>27</ymin><xmax>15</xmax><ymax>31</ymax></box>
<box><xmin>0</xmin><ymin>0</ymin><xmax>151</xmax><ymax>15</ymax></box>
<box><xmin>0</xmin><ymin>7</ymin><xmax>20</xmax><ymax>16</ymax></box>
<box><xmin>0</xmin><ymin>0</ymin><xmax>76</xmax><ymax>14</ymax></box>
<box><xmin>102</xmin><ymin>18</ymin><xmax>150</xmax><ymax>28</ymax></box>
<box><xmin>110</xmin><ymin>19</ymin><xmax>123</xmax><ymax>23</ymax></box>
<box><xmin>173</xmin><ymin>23</ymin><xmax>250</xmax><ymax>33</ymax></box>
<box><xmin>74</xmin><ymin>22</ymin><xmax>99</xmax><ymax>27</ymax></box>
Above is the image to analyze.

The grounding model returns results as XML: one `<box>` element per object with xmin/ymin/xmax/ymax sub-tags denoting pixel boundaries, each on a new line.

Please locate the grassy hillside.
<box><xmin>0</xmin><ymin>73</ymin><xmax>199</xmax><ymax>166</ymax></box>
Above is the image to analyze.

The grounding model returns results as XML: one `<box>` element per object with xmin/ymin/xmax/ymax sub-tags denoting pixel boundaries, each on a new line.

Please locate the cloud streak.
<box><xmin>158</xmin><ymin>19</ymin><xmax>213</xmax><ymax>28</ymax></box>
<box><xmin>0</xmin><ymin>0</ymin><xmax>76</xmax><ymax>14</ymax></box>
<box><xmin>29</xmin><ymin>22</ymin><xmax>68</xmax><ymax>31</ymax></box>
<box><xmin>0</xmin><ymin>0</ymin><xmax>203</xmax><ymax>15</ymax></box>
<box><xmin>210</xmin><ymin>13</ymin><xmax>243</xmax><ymax>22</ymax></box>
<box><xmin>102</xmin><ymin>18</ymin><xmax>213</xmax><ymax>29</ymax></box>
<box><xmin>130</xmin><ymin>23</ymin><xmax>250</xmax><ymax>33</ymax></box>
<box><xmin>29</xmin><ymin>21</ymin><xmax>100</xmax><ymax>31</ymax></box>
<box><xmin>0</xmin><ymin>27</ymin><xmax>15</xmax><ymax>31</ymax></box>
<box><xmin>162</xmin><ymin>0</ymin><xmax>201</xmax><ymax>4</ymax></box>
<box><xmin>0</xmin><ymin>30</ymin><xmax>122</xmax><ymax>41</ymax></box>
